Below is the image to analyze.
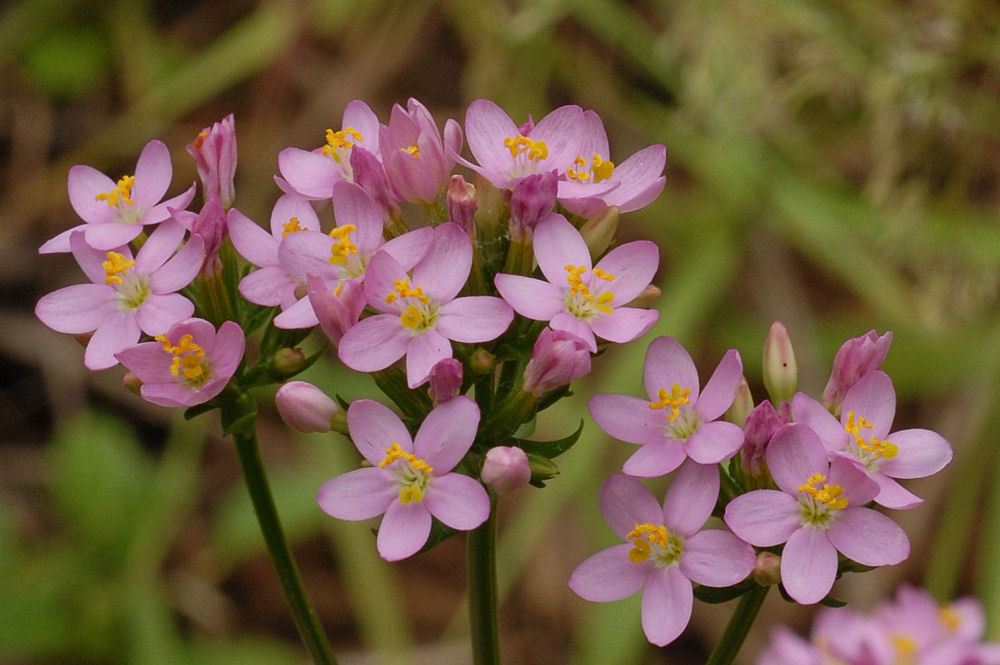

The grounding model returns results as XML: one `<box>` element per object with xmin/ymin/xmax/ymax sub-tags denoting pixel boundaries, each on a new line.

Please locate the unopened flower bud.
<box><xmin>510</xmin><ymin>171</ymin><xmax>557</xmax><ymax>239</ymax></box>
<box><xmin>275</xmin><ymin>381</ymin><xmax>341</xmax><ymax>433</ymax></box>
<box><xmin>763</xmin><ymin>321</ymin><xmax>797</xmax><ymax>405</ymax></box>
<box><xmin>187</xmin><ymin>114</ymin><xmax>237</xmax><ymax>209</ymax></box>
<box><xmin>752</xmin><ymin>551</ymin><xmax>781</xmax><ymax>586</ymax></box>
<box><xmin>523</xmin><ymin>328</ymin><xmax>591</xmax><ymax>396</ymax></box>
<box><xmin>270</xmin><ymin>347</ymin><xmax>306</xmax><ymax>379</ymax></box>
<box><xmin>469</xmin><ymin>348</ymin><xmax>496</xmax><ymax>375</ymax></box>
<box><xmin>740</xmin><ymin>400</ymin><xmax>787</xmax><ymax>484</ymax></box>
<box><xmin>123</xmin><ymin>370</ymin><xmax>143</xmax><ymax>395</ymax></box>
<box><xmin>428</xmin><ymin>358</ymin><xmax>463</xmax><ymax>405</ymax></box>
<box><xmin>726</xmin><ymin>376</ymin><xmax>754</xmax><ymax>427</ymax></box>
<box><xmin>578</xmin><ymin>205</ymin><xmax>619</xmax><ymax>259</ymax></box>
<box><xmin>481</xmin><ymin>446</ymin><xmax>531</xmax><ymax>493</ymax></box>
<box><xmin>821</xmin><ymin>330</ymin><xmax>893</xmax><ymax>417</ymax></box>
<box><xmin>447</xmin><ymin>174</ymin><xmax>477</xmax><ymax>235</ymax></box>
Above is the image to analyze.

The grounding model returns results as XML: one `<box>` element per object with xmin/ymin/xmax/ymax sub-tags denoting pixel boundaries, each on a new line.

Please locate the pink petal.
<box><xmin>622</xmin><ymin>440</ymin><xmax>687</xmax><ymax>478</ymax></box>
<box><xmin>380</xmin><ymin>226</ymin><xmax>435</xmax><ymax>271</ymax></box>
<box><xmin>277</xmin><ymin>147</ymin><xmax>339</xmax><ymax>199</ymax></box>
<box><xmin>590</xmin><ymin>306</ymin><xmax>659</xmax><ymax>345</ymax></box>
<box><xmin>230</xmin><ymin>209</ymin><xmax>279</xmax><ymax>266</ymax></box>
<box><xmin>766</xmin><ymin>424</ymin><xmax>830</xmax><ymax>495</ymax></box>
<box><xmin>338</xmin><ymin>314</ymin><xmax>409</xmax><ymax>372</ymax></box>
<box><xmin>331</xmin><ymin>181</ymin><xmax>383</xmax><ymax>254</ymax></box>
<box><xmin>134</xmin><ymin>220</ymin><xmax>185</xmax><ymax>272</ymax></box>
<box><xmin>35</xmin><ymin>284</ymin><xmax>112</xmax><ymax>334</ymax></box>
<box><xmin>423</xmin><ymin>472</ymin><xmax>490</xmax><ymax>530</ymax></box>
<box><xmin>841</xmin><ymin>370</ymin><xmax>896</xmax><ymax>439</ymax></box>
<box><xmin>549</xmin><ymin>312</ymin><xmax>598</xmax><ymax>352</ymax></box>
<box><xmin>413</xmin><ymin>396</ymin><xmax>479</xmax><ymax>470</ymax></box>
<box><xmin>149</xmin><ymin>235</ymin><xmax>204</xmax><ymax>294</ymax></box>
<box><xmin>136</xmin><ymin>293</ymin><xmax>194</xmax><ymax>335</ymax></box>
<box><xmin>239</xmin><ymin>266</ymin><xmax>297</xmax><ymax>308</ymax></box>
<box><xmin>411</xmin><ymin>223</ymin><xmax>471</xmax><ymax>303</ymax></box>
<box><xmin>405</xmin><ymin>329</ymin><xmax>452</xmax><ymax>388</ymax></box>
<box><xmin>593</xmin><ymin>240</ymin><xmax>659</xmax><ymax>305</ymax></box>
<box><xmin>362</xmin><ymin>251</ymin><xmax>409</xmax><ymax>313</ymax></box>
<box><xmin>828</xmin><ymin>456</ymin><xmax>879</xmax><ymax>505</ymax></box>
<box><xmin>435</xmin><ymin>296</ymin><xmax>513</xmax><ymax>343</ymax></box>
<box><xmin>115</xmin><ymin>340</ymin><xmax>174</xmax><ymax>384</ymax></box>
<box><xmin>641</xmin><ymin>566</ymin><xmax>692</xmax><ymax>647</ymax></box>
<box><xmin>131</xmin><ymin>139</ymin><xmax>172</xmax><ymax>208</ymax></box>
<box><xmin>684</xmin><ymin>420</ymin><xmax>744</xmax><ymax>464</ymax></box>
<box><xmin>347</xmin><ymin>399</ymin><xmax>413</xmax><ymax>466</ymax></box>
<box><xmin>493</xmin><ymin>274</ymin><xmax>564</xmax><ymax>320</ymax></box>
<box><xmin>881</xmin><ymin>428</ymin><xmax>952</xmax><ymax>479</ymax></box>
<box><xmin>532</xmin><ymin>105</ymin><xmax>585</xmax><ymax>173</ymax></box>
<box><xmin>643</xmin><ymin>336</ymin><xmax>700</xmax><ymax>405</ymax></box>
<box><xmin>270</xmin><ymin>193</ymin><xmax>321</xmax><ymax>238</ymax></box>
<box><xmin>464</xmin><ymin>100</ymin><xmax>520</xmax><ymax>178</ymax></box>
<box><xmin>277</xmin><ymin>230</ymin><xmax>336</xmax><ymax>282</ymax></box>
<box><xmin>209</xmin><ymin>321</ymin><xmax>245</xmax><ymax>379</ymax></box>
<box><xmin>603</xmin><ymin>144</ymin><xmax>667</xmax><ymax>211</ymax></box>
<box><xmin>38</xmin><ymin>225</ymin><xmax>82</xmax><ymax>254</ymax></box>
<box><xmin>828</xmin><ymin>507</ymin><xmax>909</xmax><ymax>566</ymax></box>
<box><xmin>781</xmin><ymin>527</ymin><xmax>838</xmax><ymax>605</ymax></box>
<box><xmin>680</xmin><ymin>530</ymin><xmax>756</xmax><ymax>587</ymax></box>
<box><xmin>599</xmin><ymin>474</ymin><xmax>664</xmax><ymax>539</ymax></box>
<box><xmin>317</xmin><ymin>468</ymin><xmax>396</xmax><ymax>520</ymax></box>
<box><xmin>695</xmin><ymin>349</ymin><xmax>743</xmax><ymax>421</ymax></box>
<box><xmin>533</xmin><ymin>214</ymin><xmax>591</xmax><ymax>285</ymax></box>
<box><xmin>588</xmin><ymin>393</ymin><xmax>668</xmax><ymax>446</ymax></box>
<box><xmin>137</xmin><ymin>383</ymin><xmax>193</xmax><ymax>408</ymax></box>
<box><xmin>144</xmin><ymin>184</ymin><xmax>196</xmax><ymax>224</ymax></box>
<box><xmin>67</xmin><ymin>165</ymin><xmax>116</xmax><ymax>225</ymax></box>
<box><xmin>272</xmin><ymin>296</ymin><xmax>319</xmax><ymax>329</ymax></box>
<box><xmin>83</xmin><ymin>222</ymin><xmax>144</xmax><ymax>251</ymax></box>
<box><xmin>791</xmin><ymin>392</ymin><xmax>851</xmax><ymax>452</ymax></box>
<box><xmin>377</xmin><ymin>500</ymin><xmax>432</xmax><ymax>561</ymax></box>
<box><xmin>569</xmin><ymin>544</ymin><xmax>652</xmax><ymax>602</ymax></box>
<box><xmin>723</xmin><ymin>490</ymin><xmax>801</xmax><ymax>547</ymax></box>
<box><xmin>662</xmin><ymin>461</ymin><xmax>719</xmax><ymax>535</ymax></box>
<box><xmin>85</xmin><ymin>309</ymin><xmax>140</xmax><ymax>370</ymax></box>
<box><xmin>871</xmin><ymin>473</ymin><xmax>923</xmax><ymax>509</ymax></box>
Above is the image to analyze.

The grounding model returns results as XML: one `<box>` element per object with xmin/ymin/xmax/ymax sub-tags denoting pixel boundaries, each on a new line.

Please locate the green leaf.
<box><xmin>515</xmin><ymin>419</ymin><xmax>585</xmax><ymax>459</ymax></box>
<box><xmin>693</xmin><ymin>579</ymin><xmax>756</xmax><ymax>604</ymax></box>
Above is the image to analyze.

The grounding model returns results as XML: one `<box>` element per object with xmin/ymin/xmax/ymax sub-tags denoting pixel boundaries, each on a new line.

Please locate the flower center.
<box><xmin>797</xmin><ymin>473</ymin><xmax>847</xmax><ymax>527</ymax></box>
<box><xmin>103</xmin><ymin>251</ymin><xmax>135</xmax><ymax>285</ymax></box>
<box><xmin>627</xmin><ymin>522</ymin><xmax>683</xmax><ymax>567</ymax></box>
<box><xmin>321</xmin><ymin>127</ymin><xmax>363</xmax><ymax>163</ymax></box>
<box><xmin>155</xmin><ymin>333</ymin><xmax>211</xmax><ymax>387</ymax></box>
<box><xmin>282</xmin><ymin>216</ymin><xmax>305</xmax><ymax>237</ymax></box>
<box><xmin>328</xmin><ymin>224</ymin><xmax>359</xmax><ymax>264</ymax></box>
<box><xmin>95</xmin><ymin>175</ymin><xmax>135</xmax><ymax>209</ymax></box>
<box><xmin>503</xmin><ymin>134</ymin><xmax>548</xmax><ymax>161</ymax></box>
<box><xmin>385</xmin><ymin>277</ymin><xmax>437</xmax><ymax>332</ymax></box>
<box><xmin>889</xmin><ymin>634</ymin><xmax>918</xmax><ymax>665</ymax></box>
<box><xmin>379</xmin><ymin>442</ymin><xmax>433</xmax><ymax>503</ymax></box>
<box><xmin>649</xmin><ymin>383</ymin><xmax>691</xmax><ymax>421</ymax></box>
<box><xmin>844</xmin><ymin>411</ymin><xmax>898</xmax><ymax>470</ymax></box>
<box><xmin>567</xmin><ymin>154</ymin><xmax>615</xmax><ymax>183</ymax></box>
<box><xmin>563</xmin><ymin>265</ymin><xmax>615</xmax><ymax>321</ymax></box>
<box><xmin>939</xmin><ymin>604</ymin><xmax>961</xmax><ymax>633</ymax></box>
<box><xmin>403</xmin><ymin>142</ymin><xmax>420</xmax><ymax>158</ymax></box>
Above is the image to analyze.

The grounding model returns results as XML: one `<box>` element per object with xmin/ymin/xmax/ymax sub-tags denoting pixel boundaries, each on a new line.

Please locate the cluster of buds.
<box><xmin>571</xmin><ymin>326</ymin><xmax>953</xmax><ymax>646</ymax></box>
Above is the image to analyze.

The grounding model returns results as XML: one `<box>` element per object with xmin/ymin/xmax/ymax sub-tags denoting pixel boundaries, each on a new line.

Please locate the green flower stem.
<box><xmin>467</xmin><ymin>495</ymin><xmax>501</xmax><ymax>665</ymax></box>
<box><xmin>231</xmin><ymin>422</ymin><xmax>338</xmax><ymax>665</ymax></box>
<box><xmin>704</xmin><ymin>583</ymin><xmax>769</xmax><ymax>665</ymax></box>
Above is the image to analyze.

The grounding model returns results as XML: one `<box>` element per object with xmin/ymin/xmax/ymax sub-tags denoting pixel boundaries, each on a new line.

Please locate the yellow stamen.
<box><xmin>399</xmin><ymin>485</ymin><xmax>423</xmax><ymax>503</ymax></box>
<box><xmin>95</xmin><ymin>175</ymin><xmax>135</xmax><ymax>208</ymax></box>
<box><xmin>649</xmin><ymin>383</ymin><xmax>691</xmax><ymax>421</ymax></box>
<box><xmin>404</xmin><ymin>142</ymin><xmax>420</xmax><ymax>157</ymax></box>
<box><xmin>889</xmin><ymin>634</ymin><xmax>917</xmax><ymax>660</ymax></box>
<box><xmin>592</xmin><ymin>268</ymin><xmax>615</xmax><ymax>280</ymax></box>
<box><xmin>797</xmin><ymin>473</ymin><xmax>848</xmax><ymax>510</ymax></box>
<box><xmin>385</xmin><ymin>277</ymin><xmax>429</xmax><ymax>304</ymax></box>
<box><xmin>192</xmin><ymin>130</ymin><xmax>208</xmax><ymax>150</ymax></box>
<box><xmin>627</xmin><ymin>522</ymin><xmax>671</xmax><ymax>562</ymax></box>
<box><xmin>940</xmin><ymin>604</ymin><xmax>962</xmax><ymax>633</ymax></box>
<box><xmin>282</xmin><ymin>216</ymin><xmax>305</xmax><ymax>237</ymax></box>
<box><xmin>845</xmin><ymin>411</ymin><xmax>898</xmax><ymax>460</ymax></box>
<box><xmin>102</xmin><ymin>251</ymin><xmax>136</xmax><ymax>285</ymax></box>
<box><xmin>154</xmin><ymin>333</ymin><xmax>207</xmax><ymax>382</ymax></box>
<box><xmin>503</xmin><ymin>134</ymin><xmax>548</xmax><ymax>161</ymax></box>
<box><xmin>321</xmin><ymin>127</ymin><xmax>364</xmax><ymax>161</ymax></box>
<box><xmin>400</xmin><ymin>305</ymin><xmax>424</xmax><ymax>329</ymax></box>
<box><xmin>379</xmin><ymin>442</ymin><xmax>433</xmax><ymax>473</ymax></box>
<box><xmin>567</xmin><ymin>154</ymin><xmax>615</xmax><ymax>183</ymax></box>
<box><xmin>328</xmin><ymin>224</ymin><xmax>358</xmax><ymax>264</ymax></box>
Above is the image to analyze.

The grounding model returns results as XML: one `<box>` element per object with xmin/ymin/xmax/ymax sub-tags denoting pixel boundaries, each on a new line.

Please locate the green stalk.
<box><xmin>704</xmin><ymin>584</ymin><xmax>769</xmax><ymax>665</ymax></box>
<box><xmin>231</xmin><ymin>422</ymin><xmax>338</xmax><ymax>665</ymax></box>
<box><xmin>467</xmin><ymin>496</ymin><xmax>501</xmax><ymax>665</ymax></box>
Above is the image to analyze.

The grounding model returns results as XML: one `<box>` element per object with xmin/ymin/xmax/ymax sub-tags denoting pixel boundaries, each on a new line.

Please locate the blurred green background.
<box><xmin>2</xmin><ymin>0</ymin><xmax>999</xmax><ymax>663</ymax></box>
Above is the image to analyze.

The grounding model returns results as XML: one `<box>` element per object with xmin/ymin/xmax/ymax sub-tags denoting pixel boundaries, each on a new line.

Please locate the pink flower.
<box><xmin>792</xmin><ymin>370</ymin><xmax>953</xmax><ymax>509</ymax></box>
<box><xmin>115</xmin><ymin>318</ymin><xmax>245</xmax><ymax>407</ymax></box>
<box><xmin>427</xmin><ymin>358</ymin><xmax>463</xmax><ymax>405</ymax></box>
<box><xmin>588</xmin><ymin>335</ymin><xmax>744</xmax><ymax>477</ymax></box>
<box><xmin>821</xmin><ymin>329</ymin><xmax>893</xmax><ymax>416</ymax></box>
<box><xmin>569</xmin><ymin>464</ymin><xmax>755</xmax><ymax>646</ymax></box>
<box><xmin>456</xmin><ymin>99</ymin><xmax>586</xmax><ymax>188</ymax></box>
<box><xmin>35</xmin><ymin>222</ymin><xmax>204</xmax><ymax>370</ymax></box>
<box><xmin>338</xmin><ymin>222</ymin><xmax>514</xmax><ymax>387</ymax></box>
<box><xmin>379</xmin><ymin>98</ymin><xmax>462</xmax><ymax>204</ymax></box>
<box><xmin>522</xmin><ymin>327</ymin><xmax>591</xmax><ymax>396</ymax></box>
<box><xmin>724</xmin><ymin>423</ymin><xmax>909</xmax><ymax>605</ymax></box>
<box><xmin>41</xmin><ymin>139</ymin><xmax>196</xmax><ymax>253</ymax></box>
<box><xmin>480</xmin><ymin>446</ymin><xmax>531</xmax><ymax>493</ymax></box>
<box><xmin>557</xmin><ymin>110</ymin><xmax>667</xmax><ymax>217</ymax></box>
<box><xmin>277</xmin><ymin>100</ymin><xmax>382</xmax><ymax>199</ymax></box>
<box><xmin>186</xmin><ymin>114</ymin><xmax>237</xmax><ymax>209</ymax></box>
<box><xmin>275</xmin><ymin>380</ymin><xmax>340</xmax><ymax>433</ymax></box>
<box><xmin>317</xmin><ymin>397</ymin><xmax>490</xmax><ymax>561</ymax></box>
<box><xmin>494</xmin><ymin>213</ymin><xmax>659</xmax><ymax>352</ymax></box>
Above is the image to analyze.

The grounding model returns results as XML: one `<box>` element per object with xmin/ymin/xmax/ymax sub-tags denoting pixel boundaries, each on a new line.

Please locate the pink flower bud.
<box><xmin>510</xmin><ymin>171</ymin><xmax>557</xmax><ymax>237</ymax></box>
<box><xmin>762</xmin><ymin>321</ymin><xmax>797</xmax><ymax>405</ymax></box>
<box><xmin>821</xmin><ymin>330</ymin><xmax>893</xmax><ymax>416</ymax></box>
<box><xmin>740</xmin><ymin>400</ymin><xmax>787</xmax><ymax>482</ymax></box>
<box><xmin>428</xmin><ymin>358</ymin><xmax>463</xmax><ymax>405</ymax></box>
<box><xmin>275</xmin><ymin>381</ymin><xmax>340</xmax><ymax>433</ymax></box>
<box><xmin>523</xmin><ymin>328</ymin><xmax>591</xmax><ymax>396</ymax></box>
<box><xmin>752</xmin><ymin>551</ymin><xmax>782</xmax><ymax>586</ymax></box>
<box><xmin>349</xmin><ymin>146</ymin><xmax>400</xmax><ymax>220</ymax></box>
<box><xmin>480</xmin><ymin>446</ymin><xmax>531</xmax><ymax>493</ymax></box>
<box><xmin>186</xmin><ymin>114</ymin><xmax>237</xmax><ymax>209</ymax></box>
<box><xmin>447</xmin><ymin>174</ymin><xmax>477</xmax><ymax>235</ymax></box>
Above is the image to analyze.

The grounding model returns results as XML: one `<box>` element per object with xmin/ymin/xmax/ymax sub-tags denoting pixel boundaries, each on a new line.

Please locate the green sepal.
<box><xmin>526</xmin><ymin>454</ymin><xmax>559</xmax><ymax>488</ymax></box>
<box><xmin>183</xmin><ymin>402</ymin><xmax>217</xmax><ymax>420</ymax></box>
<box><xmin>515</xmin><ymin>419</ymin><xmax>584</xmax><ymax>459</ymax></box>
<box><xmin>693</xmin><ymin>579</ymin><xmax>756</xmax><ymax>604</ymax></box>
<box><xmin>417</xmin><ymin>518</ymin><xmax>459</xmax><ymax>554</ymax></box>
<box><xmin>819</xmin><ymin>594</ymin><xmax>847</xmax><ymax>608</ymax></box>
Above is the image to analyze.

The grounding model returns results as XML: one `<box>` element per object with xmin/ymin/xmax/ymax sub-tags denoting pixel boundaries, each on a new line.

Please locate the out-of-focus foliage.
<box><xmin>2</xmin><ymin>0</ymin><xmax>999</xmax><ymax>664</ymax></box>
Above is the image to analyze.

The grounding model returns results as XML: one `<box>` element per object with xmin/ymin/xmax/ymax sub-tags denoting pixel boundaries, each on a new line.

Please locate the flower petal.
<box><xmin>684</xmin><ymin>420</ymin><xmax>744</xmax><ymax>465</ymax></box>
<box><xmin>435</xmin><ymin>296</ymin><xmax>513</xmax><ymax>343</ymax></box>
<box><xmin>338</xmin><ymin>314</ymin><xmax>409</xmax><ymax>373</ymax></box>
<box><xmin>131</xmin><ymin>139</ymin><xmax>172</xmax><ymax>208</ymax></box>
<box><xmin>621</xmin><ymin>439</ymin><xmax>687</xmax><ymax>478</ymax></box>
<box><xmin>724</xmin><ymin>490</ymin><xmax>801</xmax><ymax>547</ymax></box>
<box><xmin>414</xmin><ymin>396</ymin><xmax>479</xmax><ymax>470</ymax></box>
<box><xmin>841</xmin><ymin>370</ymin><xmax>896</xmax><ymax>439</ymax></box>
<box><xmin>377</xmin><ymin>500</ymin><xmax>432</xmax><ymax>561</ymax></box>
<box><xmin>599</xmin><ymin>473</ymin><xmax>664</xmax><ymax>539</ymax></box>
<box><xmin>423</xmin><ymin>472</ymin><xmax>490</xmax><ymax>530</ymax></box>
<box><xmin>493</xmin><ymin>274</ymin><xmax>564</xmax><ymax>321</ymax></box>
<box><xmin>230</xmin><ymin>209</ymin><xmax>279</xmax><ymax>266</ymax></box>
<box><xmin>404</xmin><ymin>329</ymin><xmax>452</xmax><ymax>388</ymax></box>
<box><xmin>590</xmin><ymin>306</ymin><xmax>659</xmax><ymax>345</ymax></box>
<box><xmin>781</xmin><ymin>527</ymin><xmax>837</xmax><ymax>605</ymax></box>
<box><xmin>569</xmin><ymin>544</ymin><xmax>652</xmax><ymax>602</ymax></box>
<box><xmin>412</xmin><ymin>223</ymin><xmax>472</xmax><ymax>303</ymax></box>
<box><xmin>641</xmin><ymin>566</ymin><xmax>693</xmax><ymax>647</ymax></box>
<box><xmin>871</xmin><ymin>473</ymin><xmax>924</xmax><ymax>510</ymax></box>
<box><xmin>643</xmin><ymin>336</ymin><xmax>700</xmax><ymax>405</ymax></box>
<box><xmin>593</xmin><ymin>240</ymin><xmax>659</xmax><ymax>305</ymax></box>
<box><xmin>766</xmin><ymin>424</ymin><xmax>830</xmax><ymax>495</ymax></box>
<box><xmin>695</xmin><ymin>349</ymin><xmax>743</xmax><ymax>422</ymax></box>
<box><xmin>347</xmin><ymin>399</ymin><xmax>413</xmax><ymax>466</ymax></box>
<box><xmin>68</xmin><ymin>165</ymin><xmax>116</xmax><ymax>225</ymax></box>
<box><xmin>85</xmin><ymin>309</ymin><xmax>140</xmax><ymax>370</ymax></box>
<box><xmin>534</xmin><ymin>214</ymin><xmax>591</xmax><ymax>285</ymax></box>
<box><xmin>662</xmin><ymin>461</ymin><xmax>719</xmax><ymax>535</ymax></box>
<box><xmin>317</xmin><ymin>468</ymin><xmax>395</xmax><ymax>520</ymax></box>
<box><xmin>828</xmin><ymin>507</ymin><xmax>909</xmax><ymax>567</ymax></box>
<box><xmin>881</xmin><ymin>428</ymin><xmax>952</xmax><ymax>479</ymax></box>
<box><xmin>588</xmin><ymin>393</ymin><xmax>668</xmax><ymax>446</ymax></box>
<box><xmin>135</xmin><ymin>293</ymin><xmax>194</xmax><ymax>335</ymax></box>
<box><xmin>680</xmin><ymin>530</ymin><xmax>756</xmax><ymax>587</ymax></box>
<box><xmin>791</xmin><ymin>392</ymin><xmax>851</xmax><ymax>453</ymax></box>
<box><xmin>35</xmin><ymin>284</ymin><xmax>111</xmax><ymax>334</ymax></box>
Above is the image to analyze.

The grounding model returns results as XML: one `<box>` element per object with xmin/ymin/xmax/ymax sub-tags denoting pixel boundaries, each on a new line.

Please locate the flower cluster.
<box><xmin>758</xmin><ymin>585</ymin><xmax>1000</xmax><ymax>665</ymax></box>
<box><xmin>573</xmin><ymin>324</ymin><xmax>953</xmax><ymax>646</ymax></box>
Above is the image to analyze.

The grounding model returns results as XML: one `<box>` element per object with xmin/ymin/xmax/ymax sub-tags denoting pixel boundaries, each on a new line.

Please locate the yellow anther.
<box><xmin>282</xmin><ymin>216</ymin><xmax>305</xmax><ymax>237</ymax></box>
<box><xmin>404</xmin><ymin>142</ymin><xmax>420</xmax><ymax>157</ymax></box>
<box><xmin>192</xmin><ymin>130</ymin><xmax>208</xmax><ymax>150</ymax></box>
<box><xmin>627</xmin><ymin>522</ymin><xmax>671</xmax><ymax>562</ymax></box>
<box><xmin>595</xmin><ymin>291</ymin><xmax>615</xmax><ymax>315</ymax></box>
<box><xmin>890</xmin><ymin>634</ymin><xmax>917</xmax><ymax>659</ymax></box>
<box><xmin>95</xmin><ymin>175</ymin><xmax>135</xmax><ymax>208</ymax></box>
<box><xmin>328</xmin><ymin>224</ymin><xmax>358</xmax><ymax>264</ymax></box>
<box><xmin>399</xmin><ymin>485</ymin><xmax>424</xmax><ymax>503</ymax></box>
<box><xmin>940</xmin><ymin>605</ymin><xmax>962</xmax><ymax>633</ymax></box>
<box><xmin>845</xmin><ymin>411</ymin><xmax>898</xmax><ymax>460</ymax></box>
<box><xmin>591</xmin><ymin>154</ymin><xmax>615</xmax><ymax>182</ymax></box>
<box><xmin>567</xmin><ymin>154</ymin><xmax>615</xmax><ymax>183</ymax></box>
<box><xmin>798</xmin><ymin>473</ymin><xmax>848</xmax><ymax>510</ymax></box>
<box><xmin>649</xmin><ymin>383</ymin><xmax>691</xmax><ymax>421</ymax></box>
<box><xmin>592</xmin><ymin>268</ymin><xmax>615</xmax><ymax>281</ymax></box>
<box><xmin>321</xmin><ymin>127</ymin><xmax>364</xmax><ymax>161</ymax></box>
<box><xmin>102</xmin><ymin>251</ymin><xmax>136</xmax><ymax>285</ymax></box>
<box><xmin>567</xmin><ymin>156</ymin><xmax>591</xmax><ymax>182</ymax></box>
<box><xmin>385</xmin><ymin>277</ymin><xmax>429</xmax><ymax>304</ymax></box>
<box><xmin>400</xmin><ymin>305</ymin><xmax>424</xmax><ymax>329</ymax></box>
<box><xmin>379</xmin><ymin>442</ymin><xmax>433</xmax><ymax>473</ymax></box>
<box><xmin>154</xmin><ymin>333</ymin><xmax>207</xmax><ymax>382</ymax></box>
<box><xmin>503</xmin><ymin>134</ymin><xmax>548</xmax><ymax>161</ymax></box>
<box><xmin>333</xmin><ymin>282</ymin><xmax>344</xmax><ymax>297</ymax></box>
